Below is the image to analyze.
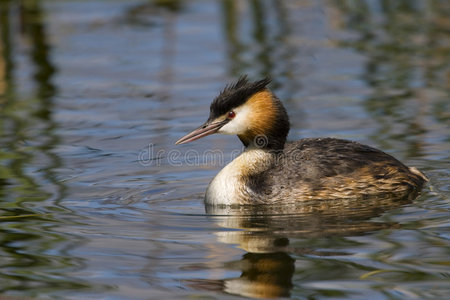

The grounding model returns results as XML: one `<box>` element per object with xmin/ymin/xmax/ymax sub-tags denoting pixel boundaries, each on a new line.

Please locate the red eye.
<box><xmin>228</xmin><ymin>111</ymin><xmax>236</xmax><ymax>119</ymax></box>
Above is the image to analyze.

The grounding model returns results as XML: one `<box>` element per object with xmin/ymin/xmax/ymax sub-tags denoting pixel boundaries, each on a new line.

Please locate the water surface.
<box><xmin>0</xmin><ymin>0</ymin><xmax>449</xmax><ymax>299</ymax></box>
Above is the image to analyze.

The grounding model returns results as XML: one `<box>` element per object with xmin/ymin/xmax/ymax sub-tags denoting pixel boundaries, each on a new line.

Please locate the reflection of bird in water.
<box><xmin>206</xmin><ymin>197</ymin><xmax>405</xmax><ymax>254</ymax></box>
<box><xmin>185</xmin><ymin>252</ymin><xmax>295</xmax><ymax>298</ymax></box>
<box><xmin>176</xmin><ymin>76</ymin><xmax>428</xmax><ymax>205</ymax></box>
<box><xmin>186</xmin><ymin>198</ymin><xmax>407</xmax><ymax>299</ymax></box>
<box><xmin>224</xmin><ymin>252</ymin><xmax>295</xmax><ymax>298</ymax></box>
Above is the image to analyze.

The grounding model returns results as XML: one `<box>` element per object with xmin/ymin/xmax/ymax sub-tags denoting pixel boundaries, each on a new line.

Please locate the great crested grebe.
<box><xmin>175</xmin><ymin>76</ymin><xmax>428</xmax><ymax>206</ymax></box>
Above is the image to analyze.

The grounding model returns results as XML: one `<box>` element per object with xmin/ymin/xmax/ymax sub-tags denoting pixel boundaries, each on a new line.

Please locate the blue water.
<box><xmin>0</xmin><ymin>1</ymin><xmax>449</xmax><ymax>299</ymax></box>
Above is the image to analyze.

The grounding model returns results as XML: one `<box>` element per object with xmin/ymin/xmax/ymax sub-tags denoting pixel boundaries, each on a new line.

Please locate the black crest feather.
<box><xmin>209</xmin><ymin>75</ymin><xmax>272</xmax><ymax>120</ymax></box>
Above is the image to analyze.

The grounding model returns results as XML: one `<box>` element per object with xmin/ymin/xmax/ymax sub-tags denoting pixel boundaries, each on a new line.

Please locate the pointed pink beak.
<box><xmin>175</xmin><ymin>119</ymin><xmax>228</xmax><ymax>145</ymax></box>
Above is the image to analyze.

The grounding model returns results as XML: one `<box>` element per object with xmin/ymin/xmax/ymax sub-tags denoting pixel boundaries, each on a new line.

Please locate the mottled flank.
<box><xmin>239</xmin><ymin>138</ymin><xmax>428</xmax><ymax>204</ymax></box>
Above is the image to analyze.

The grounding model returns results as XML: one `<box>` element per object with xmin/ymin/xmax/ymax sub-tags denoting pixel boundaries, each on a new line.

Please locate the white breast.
<box><xmin>205</xmin><ymin>163</ymin><xmax>242</xmax><ymax>205</ymax></box>
<box><xmin>204</xmin><ymin>148</ymin><xmax>273</xmax><ymax>205</ymax></box>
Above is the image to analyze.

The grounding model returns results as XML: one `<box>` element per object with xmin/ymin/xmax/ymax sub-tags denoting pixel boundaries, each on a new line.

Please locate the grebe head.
<box><xmin>175</xmin><ymin>76</ymin><xmax>290</xmax><ymax>150</ymax></box>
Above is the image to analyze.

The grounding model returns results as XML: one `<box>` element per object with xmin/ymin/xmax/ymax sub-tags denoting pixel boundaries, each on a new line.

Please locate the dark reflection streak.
<box><xmin>155</xmin><ymin>3</ymin><xmax>177</xmax><ymax>150</ymax></box>
<box><xmin>158</xmin><ymin>6</ymin><xmax>177</xmax><ymax>101</ymax></box>
<box><xmin>0</xmin><ymin>0</ymin><xmax>43</xmax><ymax>214</ymax></box>
<box><xmin>1</xmin><ymin>9</ymin><xmax>30</xmax><ymax>199</ymax></box>
<box><xmin>221</xmin><ymin>0</ymin><xmax>297</xmax><ymax>99</ymax></box>
<box><xmin>23</xmin><ymin>0</ymin><xmax>57</xmax><ymax>111</ymax></box>
<box><xmin>122</xmin><ymin>1</ymin><xmax>181</xmax><ymax>102</ymax></box>
<box><xmin>250</xmin><ymin>0</ymin><xmax>272</xmax><ymax>78</ymax></box>
<box><xmin>222</xmin><ymin>0</ymin><xmax>244</xmax><ymax>76</ymax></box>
<box><xmin>22</xmin><ymin>0</ymin><xmax>68</xmax><ymax>207</ymax></box>
<box><xmin>271</xmin><ymin>0</ymin><xmax>297</xmax><ymax>99</ymax></box>
<box><xmin>0</xmin><ymin>1</ymin><xmax>14</xmax><ymax>100</ymax></box>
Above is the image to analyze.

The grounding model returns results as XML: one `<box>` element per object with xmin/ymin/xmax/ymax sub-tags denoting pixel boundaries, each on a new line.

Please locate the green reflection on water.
<box><xmin>333</xmin><ymin>0</ymin><xmax>450</xmax><ymax>156</ymax></box>
<box><xmin>0</xmin><ymin>0</ymin><xmax>98</xmax><ymax>295</ymax></box>
<box><xmin>221</xmin><ymin>0</ymin><xmax>297</xmax><ymax>94</ymax></box>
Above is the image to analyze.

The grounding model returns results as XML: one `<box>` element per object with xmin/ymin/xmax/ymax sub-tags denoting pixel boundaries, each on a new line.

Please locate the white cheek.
<box><xmin>218</xmin><ymin>105</ymin><xmax>252</xmax><ymax>135</ymax></box>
